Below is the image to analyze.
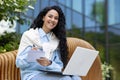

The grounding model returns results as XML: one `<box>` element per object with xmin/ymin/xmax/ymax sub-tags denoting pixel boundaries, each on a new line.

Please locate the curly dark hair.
<box><xmin>30</xmin><ymin>5</ymin><xmax>68</xmax><ymax>67</ymax></box>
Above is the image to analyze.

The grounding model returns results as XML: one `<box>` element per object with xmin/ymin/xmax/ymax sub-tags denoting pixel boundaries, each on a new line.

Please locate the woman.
<box><xmin>16</xmin><ymin>5</ymin><xmax>82</xmax><ymax>80</ymax></box>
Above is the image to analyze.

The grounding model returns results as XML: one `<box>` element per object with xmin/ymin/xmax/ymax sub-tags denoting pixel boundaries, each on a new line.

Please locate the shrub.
<box><xmin>102</xmin><ymin>62</ymin><xmax>113</xmax><ymax>80</ymax></box>
<box><xmin>0</xmin><ymin>32</ymin><xmax>21</xmax><ymax>53</ymax></box>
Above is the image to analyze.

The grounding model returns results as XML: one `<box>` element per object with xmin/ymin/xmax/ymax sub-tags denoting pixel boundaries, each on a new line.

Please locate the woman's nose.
<box><xmin>51</xmin><ymin>18</ymin><xmax>55</xmax><ymax>21</ymax></box>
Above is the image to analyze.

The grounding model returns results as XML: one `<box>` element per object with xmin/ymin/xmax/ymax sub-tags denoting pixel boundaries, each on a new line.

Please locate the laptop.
<box><xmin>41</xmin><ymin>46</ymin><xmax>99</xmax><ymax>76</ymax></box>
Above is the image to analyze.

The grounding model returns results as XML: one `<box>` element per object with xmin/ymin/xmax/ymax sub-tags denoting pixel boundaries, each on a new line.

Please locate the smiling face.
<box><xmin>42</xmin><ymin>9</ymin><xmax>59</xmax><ymax>33</ymax></box>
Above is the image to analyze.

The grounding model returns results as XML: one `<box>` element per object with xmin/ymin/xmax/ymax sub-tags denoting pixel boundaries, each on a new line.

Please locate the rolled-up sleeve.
<box><xmin>16</xmin><ymin>46</ymin><xmax>31</xmax><ymax>69</ymax></box>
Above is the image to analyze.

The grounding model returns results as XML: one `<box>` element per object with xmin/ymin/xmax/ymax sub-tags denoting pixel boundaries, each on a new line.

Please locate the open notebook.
<box><xmin>27</xmin><ymin>49</ymin><xmax>45</xmax><ymax>62</ymax></box>
<box><xmin>27</xmin><ymin>46</ymin><xmax>99</xmax><ymax>76</ymax></box>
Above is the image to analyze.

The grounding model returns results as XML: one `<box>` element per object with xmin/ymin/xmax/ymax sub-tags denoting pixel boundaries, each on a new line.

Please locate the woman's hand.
<box><xmin>37</xmin><ymin>57</ymin><xmax>52</xmax><ymax>66</ymax></box>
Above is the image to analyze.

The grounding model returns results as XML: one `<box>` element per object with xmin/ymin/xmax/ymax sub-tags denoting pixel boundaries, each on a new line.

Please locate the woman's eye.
<box><xmin>48</xmin><ymin>15</ymin><xmax>52</xmax><ymax>18</ymax></box>
<box><xmin>55</xmin><ymin>17</ymin><xmax>58</xmax><ymax>20</ymax></box>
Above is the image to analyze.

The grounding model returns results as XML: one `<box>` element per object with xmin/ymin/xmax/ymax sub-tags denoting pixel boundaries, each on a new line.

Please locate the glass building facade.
<box><xmin>16</xmin><ymin>0</ymin><xmax>120</xmax><ymax>80</ymax></box>
<box><xmin>16</xmin><ymin>0</ymin><xmax>102</xmax><ymax>34</ymax></box>
<box><xmin>16</xmin><ymin>0</ymin><xmax>120</xmax><ymax>35</ymax></box>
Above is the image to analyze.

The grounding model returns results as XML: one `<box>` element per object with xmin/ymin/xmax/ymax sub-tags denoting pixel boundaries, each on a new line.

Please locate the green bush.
<box><xmin>0</xmin><ymin>32</ymin><xmax>21</xmax><ymax>53</ymax></box>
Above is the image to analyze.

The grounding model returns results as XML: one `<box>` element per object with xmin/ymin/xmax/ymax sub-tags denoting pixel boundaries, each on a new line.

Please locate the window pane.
<box><xmin>73</xmin><ymin>0</ymin><xmax>82</xmax><ymax>12</ymax></box>
<box><xmin>73</xmin><ymin>11</ymin><xmax>82</xmax><ymax>28</ymax></box>
<box><xmin>66</xmin><ymin>8</ymin><xmax>72</xmax><ymax>29</ymax></box>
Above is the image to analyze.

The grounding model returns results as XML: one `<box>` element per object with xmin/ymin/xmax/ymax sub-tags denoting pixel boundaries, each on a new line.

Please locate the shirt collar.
<box><xmin>39</xmin><ymin>28</ymin><xmax>46</xmax><ymax>38</ymax></box>
<box><xmin>38</xmin><ymin>28</ymin><xmax>52</xmax><ymax>39</ymax></box>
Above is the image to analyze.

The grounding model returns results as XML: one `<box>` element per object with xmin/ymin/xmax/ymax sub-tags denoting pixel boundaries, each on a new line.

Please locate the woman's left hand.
<box><xmin>36</xmin><ymin>57</ymin><xmax>52</xmax><ymax>66</ymax></box>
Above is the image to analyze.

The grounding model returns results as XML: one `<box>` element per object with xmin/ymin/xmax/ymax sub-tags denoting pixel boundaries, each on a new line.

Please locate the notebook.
<box><xmin>27</xmin><ymin>49</ymin><xmax>45</xmax><ymax>62</ymax></box>
<box><xmin>41</xmin><ymin>46</ymin><xmax>99</xmax><ymax>76</ymax></box>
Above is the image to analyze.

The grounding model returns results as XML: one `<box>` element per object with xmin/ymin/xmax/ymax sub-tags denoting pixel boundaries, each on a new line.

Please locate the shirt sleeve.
<box><xmin>16</xmin><ymin>46</ymin><xmax>31</xmax><ymax>69</ymax></box>
<box><xmin>16</xmin><ymin>32</ymin><xmax>32</xmax><ymax>69</ymax></box>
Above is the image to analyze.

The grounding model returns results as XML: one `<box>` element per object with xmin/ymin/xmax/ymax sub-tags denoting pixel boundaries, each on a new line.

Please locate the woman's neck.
<box><xmin>42</xmin><ymin>27</ymin><xmax>50</xmax><ymax>34</ymax></box>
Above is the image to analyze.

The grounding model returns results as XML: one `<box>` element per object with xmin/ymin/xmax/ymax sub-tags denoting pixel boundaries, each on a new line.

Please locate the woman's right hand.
<box><xmin>37</xmin><ymin>57</ymin><xmax>52</xmax><ymax>66</ymax></box>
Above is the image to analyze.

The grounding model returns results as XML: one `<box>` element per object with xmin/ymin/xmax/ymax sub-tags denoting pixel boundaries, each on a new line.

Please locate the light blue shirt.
<box><xmin>16</xmin><ymin>28</ymin><xmax>63</xmax><ymax>80</ymax></box>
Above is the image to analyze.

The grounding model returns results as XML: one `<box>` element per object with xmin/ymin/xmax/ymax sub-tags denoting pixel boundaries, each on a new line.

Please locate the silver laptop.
<box><xmin>41</xmin><ymin>46</ymin><xmax>99</xmax><ymax>76</ymax></box>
